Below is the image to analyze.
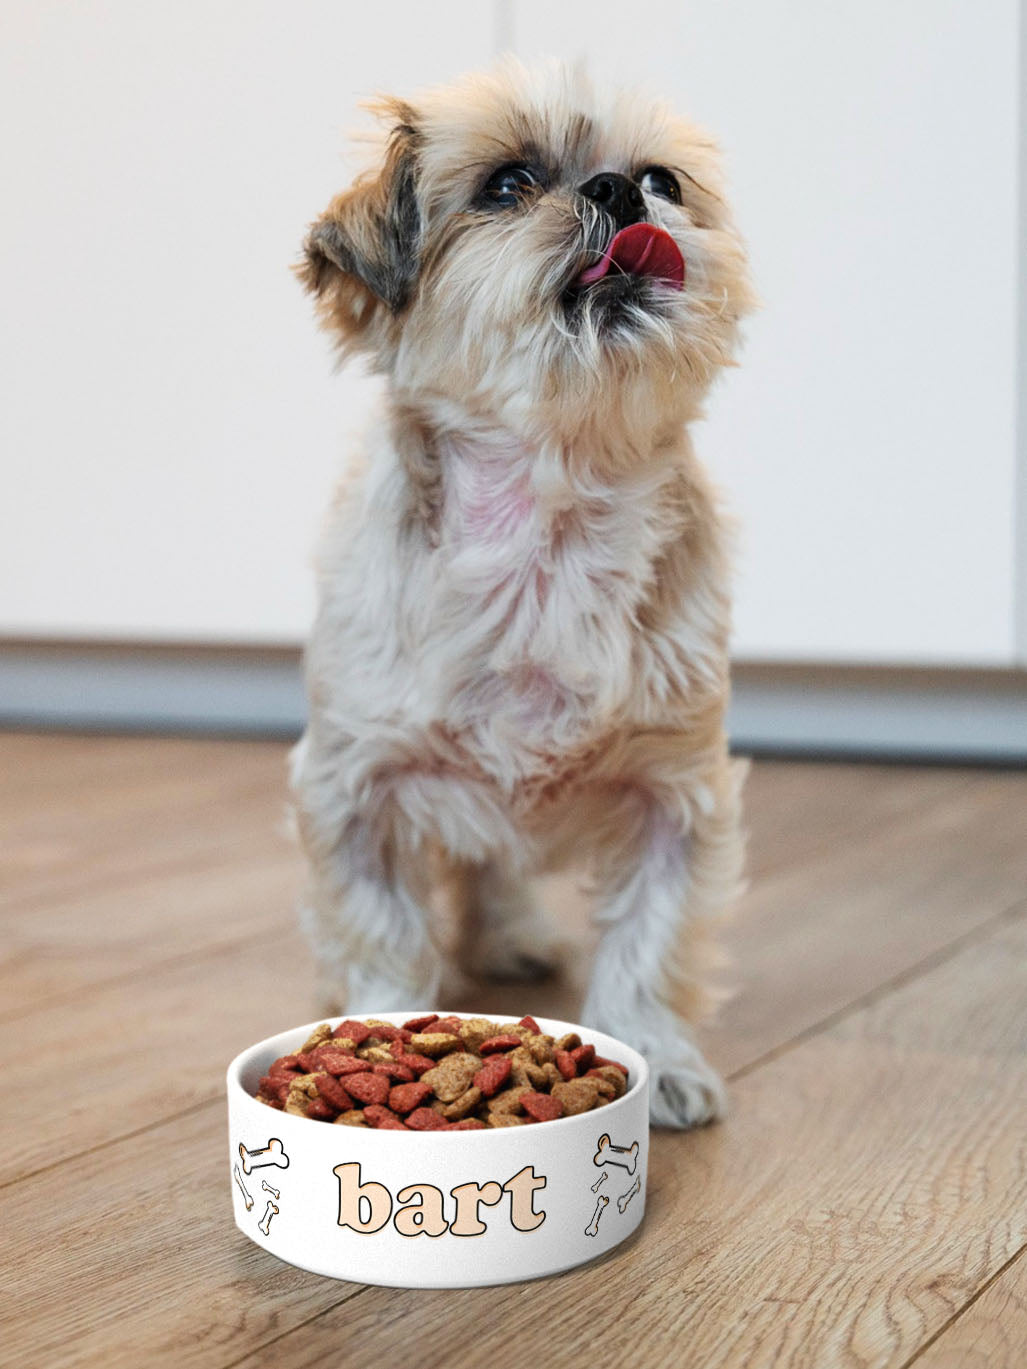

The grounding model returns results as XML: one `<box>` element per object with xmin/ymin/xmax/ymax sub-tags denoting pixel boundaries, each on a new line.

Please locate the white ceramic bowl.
<box><xmin>227</xmin><ymin>1011</ymin><xmax>649</xmax><ymax>1288</ymax></box>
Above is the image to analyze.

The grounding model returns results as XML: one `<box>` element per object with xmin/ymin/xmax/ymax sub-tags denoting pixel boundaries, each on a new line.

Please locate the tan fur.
<box><xmin>290</xmin><ymin>57</ymin><xmax>754</xmax><ymax>1127</ymax></box>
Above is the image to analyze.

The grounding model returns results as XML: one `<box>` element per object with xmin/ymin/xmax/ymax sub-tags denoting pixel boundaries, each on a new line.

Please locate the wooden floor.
<box><xmin>2</xmin><ymin>733</ymin><xmax>1026</xmax><ymax>1368</ymax></box>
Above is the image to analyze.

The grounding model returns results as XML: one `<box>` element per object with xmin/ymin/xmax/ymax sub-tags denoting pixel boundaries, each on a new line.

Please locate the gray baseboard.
<box><xmin>1</xmin><ymin>642</ymin><xmax>1025</xmax><ymax>762</ymax></box>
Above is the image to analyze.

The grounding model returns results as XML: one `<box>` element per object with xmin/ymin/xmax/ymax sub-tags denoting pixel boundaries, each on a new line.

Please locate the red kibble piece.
<box><xmin>344</xmin><ymin>1072</ymin><xmax>391</xmax><ymax>1107</ymax></box>
<box><xmin>306</xmin><ymin>1097</ymin><xmax>337</xmax><ymax>1121</ymax></box>
<box><xmin>446</xmin><ymin>1118</ymin><xmax>487</xmax><ymax>1130</ymax></box>
<box><xmin>402</xmin><ymin>1014</ymin><xmax>440</xmax><ymax>1032</ymax></box>
<box><xmin>364</xmin><ymin>1104</ymin><xmax>409</xmax><ymax>1130</ymax></box>
<box><xmin>432</xmin><ymin>1016</ymin><xmax>465</xmax><ymax>1035</ymax></box>
<box><xmin>393</xmin><ymin>1051</ymin><xmax>437</xmax><ymax>1077</ymax></box>
<box><xmin>570</xmin><ymin>1044</ymin><xmax>595</xmax><ymax>1073</ymax></box>
<box><xmin>312</xmin><ymin>1049</ymin><xmax>367</xmax><ymax>1077</ymax></box>
<box><xmin>520</xmin><ymin>1091</ymin><xmax>564</xmax><ymax>1122</ymax></box>
<box><xmin>258</xmin><ymin>1074</ymin><xmax>291</xmax><ymax>1106</ymax></box>
<box><xmin>389</xmin><ymin>1081</ymin><xmax>433</xmax><ymax>1114</ymax></box>
<box><xmin>372</xmin><ymin>1061</ymin><xmax>415</xmax><ymax>1082</ymax></box>
<box><xmin>295</xmin><ymin>1053</ymin><xmax>319</xmax><ymax>1072</ymax></box>
<box><xmin>332</xmin><ymin>1020</ymin><xmax>372</xmax><ymax>1045</ymax></box>
<box><xmin>365</xmin><ymin>1023</ymin><xmax>412</xmax><ymax>1044</ymax></box>
<box><xmin>405</xmin><ymin>1107</ymin><xmax>450</xmax><ymax>1131</ymax></box>
<box><xmin>554</xmin><ymin>1050</ymin><xmax>577</xmax><ymax>1081</ymax></box>
<box><xmin>592</xmin><ymin>1055</ymin><xmax>630</xmax><ymax>1078</ymax></box>
<box><xmin>269</xmin><ymin>1054</ymin><xmax>303</xmax><ymax>1073</ymax></box>
<box><xmin>315</xmin><ymin>1074</ymin><xmax>355</xmax><ymax>1111</ymax></box>
<box><xmin>518</xmin><ymin>1015</ymin><xmax>543</xmax><ymax>1035</ymax></box>
<box><xmin>479</xmin><ymin>1034</ymin><xmax>522</xmax><ymax>1054</ymax></box>
<box><xmin>473</xmin><ymin>1055</ymin><xmax>512</xmax><ymax>1098</ymax></box>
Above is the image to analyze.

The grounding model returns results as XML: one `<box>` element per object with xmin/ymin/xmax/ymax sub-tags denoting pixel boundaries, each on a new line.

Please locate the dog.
<box><xmin>289</xmin><ymin>57</ymin><xmax>754</xmax><ymax>1127</ymax></box>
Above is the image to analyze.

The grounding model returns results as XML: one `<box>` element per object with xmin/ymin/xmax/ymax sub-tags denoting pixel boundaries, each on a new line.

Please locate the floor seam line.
<box><xmin>897</xmin><ymin>1240</ymin><xmax>1027</xmax><ymax>1369</ymax></box>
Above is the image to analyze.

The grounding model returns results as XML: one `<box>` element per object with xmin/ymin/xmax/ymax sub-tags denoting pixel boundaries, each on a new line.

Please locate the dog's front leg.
<box><xmin>582</xmin><ymin>775</ymin><xmax>744</xmax><ymax>1128</ymax></box>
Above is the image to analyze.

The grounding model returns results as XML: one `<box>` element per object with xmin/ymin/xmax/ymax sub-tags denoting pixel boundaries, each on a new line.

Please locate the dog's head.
<box><xmin>299</xmin><ymin>58</ymin><xmax>753</xmax><ymax>434</ymax></box>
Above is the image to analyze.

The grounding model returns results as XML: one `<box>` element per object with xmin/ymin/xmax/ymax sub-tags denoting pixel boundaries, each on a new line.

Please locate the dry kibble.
<box><xmin>408</xmin><ymin>1032</ymin><xmax>463</xmax><ymax>1057</ymax></box>
<box><xmin>255</xmin><ymin>1016</ymin><xmax>629</xmax><ymax>1129</ymax></box>
<box><xmin>298</xmin><ymin>1023</ymin><xmax>334</xmax><ymax>1054</ymax></box>
<box><xmin>551</xmin><ymin>1077</ymin><xmax>603</xmax><ymax>1116</ymax></box>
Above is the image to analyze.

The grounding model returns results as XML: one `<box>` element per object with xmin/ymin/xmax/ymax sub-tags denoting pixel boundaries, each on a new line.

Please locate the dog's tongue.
<box><xmin>576</xmin><ymin>223</ymin><xmax>685</xmax><ymax>288</ymax></box>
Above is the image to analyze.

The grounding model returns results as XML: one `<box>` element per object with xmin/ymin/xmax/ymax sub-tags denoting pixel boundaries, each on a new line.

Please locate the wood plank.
<box><xmin>0</xmin><ymin>936</ymin><xmax>315</xmax><ymax>1187</ymax></box>
<box><xmin>707</xmin><ymin>770</ymin><xmax>1027</xmax><ymax>1075</ymax></box>
<box><xmin>740</xmin><ymin>760</ymin><xmax>971</xmax><ymax>879</ymax></box>
<box><xmin>0</xmin><ymin>735</ymin><xmax>292</xmax><ymax>909</ymax></box>
<box><xmin>912</xmin><ymin>1248</ymin><xmax>1027</xmax><ymax>1368</ymax></box>
<box><xmin>0</xmin><ymin>852</ymin><xmax>300</xmax><ymax>1018</ymax></box>
<box><xmin>228</xmin><ymin>909</ymin><xmax>1027</xmax><ymax>1369</ymax></box>
<box><xmin>0</xmin><ymin>1103</ymin><xmax>362</xmax><ymax>1369</ymax></box>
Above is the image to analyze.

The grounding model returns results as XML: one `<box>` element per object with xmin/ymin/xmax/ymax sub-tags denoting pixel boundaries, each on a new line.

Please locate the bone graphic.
<box><xmin>257</xmin><ymin>1200</ymin><xmax>279</xmax><ymax>1236</ymax></box>
<box><xmin>584</xmin><ymin>1193</ymin><xmax>609</xmax><ymax>1237</ymax></box>
<box><xmin>233</xmin><ymin>1164</ymin><xmax>254</xmax><ymax>1211</ymax></box>
<box><xmin>261</xmin><ymin>1180</ymin><xmax>281</xmax><ymax>1199</ymax></box>
<box><xmin>592</xmin><ymin>1133</ymin><xmax>639</xmax><ymax>1177</ymax></box>
<box><xmin>591</xmin><ymin>1171</ymin><xmax>608</xmax><ymax>1193</ymax></box>
<box><xmin>617</xmin><ymin>1175</ymin><xmax>642</xmax><ymax>1213</ymax></box>
<box><xmin>239</xmin><ymin>1137</ymin><xmax>290</xmax><ymax>1175</ymax></box>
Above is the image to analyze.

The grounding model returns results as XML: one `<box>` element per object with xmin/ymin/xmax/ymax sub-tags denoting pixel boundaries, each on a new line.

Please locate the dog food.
<box><xmin>255</xmin><ymin>1015</ymin><xmax>630</xmax><ymax>1130</ymax></box>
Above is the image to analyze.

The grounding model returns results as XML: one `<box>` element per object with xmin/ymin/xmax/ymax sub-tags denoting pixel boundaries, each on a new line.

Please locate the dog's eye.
<box><xmin>482</xmin><ymin>164</ymin><xmax>540</xmax><ymax>209</ymax></box>
<box><xmin>639</xmin><ymin>166</ymin><xmax>681</xmax><ymax>204</ymax></box>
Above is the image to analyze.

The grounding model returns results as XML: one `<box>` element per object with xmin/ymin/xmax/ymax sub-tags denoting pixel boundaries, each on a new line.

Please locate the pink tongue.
<box><xmin>577</xmin><ymin>223</ymin><xmax>685</xmax><ymax>288</ymax></box>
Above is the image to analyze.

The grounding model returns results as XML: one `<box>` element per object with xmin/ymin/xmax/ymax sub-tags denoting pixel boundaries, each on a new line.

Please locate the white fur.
<box><xmin>291</xmin><ymin>58</ymin><xmax>754</xmax><ymax>1126</ymax></box>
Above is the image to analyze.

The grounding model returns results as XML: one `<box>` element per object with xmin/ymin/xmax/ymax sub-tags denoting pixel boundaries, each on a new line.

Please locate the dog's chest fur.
<box><xmin>411</xmin><ymin>431</ymin><xmax>690</xmax><ymax>785</ymax></box>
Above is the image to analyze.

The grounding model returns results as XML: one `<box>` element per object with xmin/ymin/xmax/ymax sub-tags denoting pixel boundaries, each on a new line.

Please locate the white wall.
<box><xmin>1</xmin><ymin>1</ymin><xmax>1024</xmax><ymax>666</ymax></box>
<box><xmin>0</xmin><ymin>1</ymin><xmax>492</xmax><ymax>643</ymax></box>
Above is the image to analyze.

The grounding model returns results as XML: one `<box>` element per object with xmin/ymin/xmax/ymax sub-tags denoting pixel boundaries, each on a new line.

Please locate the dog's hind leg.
<box><xmin>455</xmin><ymin>857</ymin><xmax>563</xmax><ymax>983</ymax></box>
<box><xmin>581</xmin><ymin>753</ymin><xmax>746</xmax><ymax>1128</ymax></box>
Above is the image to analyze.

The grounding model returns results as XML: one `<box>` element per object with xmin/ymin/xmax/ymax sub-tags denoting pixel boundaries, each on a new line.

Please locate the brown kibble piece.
<box><xmin>487</xmin><ymin>1086</ymin><xmax>526</xmax><ymax>1117</ymax></box>
<box><xmin>421</xmin><ymin>1053</ymin><xmax>480</xmax><ymax>1102</ymax></box>
<box><xmin>552</xmin><ymin>1077</ymin><xmax>602</xmax><ymax>1115</ymax></box>
<box><xmin>487</xmin><ymin>1113</ymin><xmax>526</xmax><ymax>1127</ymax></box>
<box><xmin>408</xmin><ymin>1032</ymin><xmax>463</xmax><ymax>1057</ymax></box>
<box><xmin>333</xmin><ymin>1109</ymin><xmax>367</xmax><ymax>1126</ymax></box>
<box><xmin>555</xmin><ymin>1032</ymin><xmax>581</xmax><ymax>1052</ymax></box>
<box><xmin>588</xmin><ymin>1064</ymin><xmax>628</xmax><ymax>1098</ymax></box>
<box><xmin>436</xmin><ymin>1085</ymin><xmax>482</xmax><ymax>1120</ymax></box>
<box><xmin>299</xmin><ymin>1023</ymin><xmax>334</xmax><ymax>1054</ymax></box>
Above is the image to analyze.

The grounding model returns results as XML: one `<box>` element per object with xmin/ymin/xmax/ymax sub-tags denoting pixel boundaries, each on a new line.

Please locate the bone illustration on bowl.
<box><xmin>239</xmin><ymin>1137</ymin><xmax>290</xmax><ymax>1174</ymax></box>
<box><xmin>233</xmin><ymin>1164</ymin><xmax>254</xmax><ymax>1211</ymax></box>
<box><xmin>584</xmin><ymin>1193</ymin><xmax>609</xmax><ymax>1238</ymax></box>
<box><xmin>257</xmin><ymin>1200</ymin><xmax>279</xmax><ymax>1237</ymax></box>
<box><xmin>592</xmin><ymin>1133</ymin><xmax>639</xmax><ymax>1177</ymax></box>
<box><xmin>590</xmin><ymin>1171</ymin><xmax>608</xmax><ymax>1194</ymax></box>
<box><xmin>261</xmin><ymin>1179</ymin><xmax>281</xmax><ymax>1200</ymax></box>
<box><xmin>617</xmin><ymin>1176</ymin><xmax>642</xmax><ymax>1213</ymax></box>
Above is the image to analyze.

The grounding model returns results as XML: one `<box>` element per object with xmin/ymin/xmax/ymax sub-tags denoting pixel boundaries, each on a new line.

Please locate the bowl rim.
<box><xmin>227</xmin><ymin>1009</ymin><xmax>649</xmax><ymax>1139</ymax></box>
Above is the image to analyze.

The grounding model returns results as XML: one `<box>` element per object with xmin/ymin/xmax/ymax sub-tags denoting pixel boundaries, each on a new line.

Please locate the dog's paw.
<box><xmin>649</xmin><ymin>1055</ymin><xmax>727</xmax><ymax>1129</ymax></box>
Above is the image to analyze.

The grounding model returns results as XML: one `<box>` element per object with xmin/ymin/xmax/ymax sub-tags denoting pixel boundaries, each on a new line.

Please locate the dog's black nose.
<box><xmin>578</xmin><ymin>172</ymin><xmax>646</xmax><ymax>229</ymax></box>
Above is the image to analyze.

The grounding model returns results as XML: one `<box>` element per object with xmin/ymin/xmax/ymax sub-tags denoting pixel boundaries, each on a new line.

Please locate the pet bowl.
<box><xmin>226</xmin><ymin>1011</ymin><xmax>649</xmax><ymax>1288</ymax></box>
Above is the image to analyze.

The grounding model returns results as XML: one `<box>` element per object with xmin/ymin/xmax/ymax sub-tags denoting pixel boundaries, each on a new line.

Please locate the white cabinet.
<box><xmin>508</xmin><ymin>0</ymin><xmax>1025</xmax><ymax>666</ymax></box>
<box><xmin>2</xmin><ymin>1</ymin><xmax>1024</xmax><ymax>667</ymax></box>
<box><xmin>0</xmin><ymin>1</ymin><xmax>493</xmax><ymax>644</ymax></box>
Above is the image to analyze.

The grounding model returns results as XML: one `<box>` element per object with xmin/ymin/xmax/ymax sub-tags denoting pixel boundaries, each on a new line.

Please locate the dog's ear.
<box><xmin>297</xmin><ymin>102</ymin><xmax>422</xmax><ymax>347</ymax></box>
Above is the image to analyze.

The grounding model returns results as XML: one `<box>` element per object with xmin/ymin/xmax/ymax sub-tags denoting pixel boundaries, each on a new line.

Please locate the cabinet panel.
<box><xmin>0</xmin><ymin>1</ymin><xmax>492</xmax><ymax>642</ymax></box>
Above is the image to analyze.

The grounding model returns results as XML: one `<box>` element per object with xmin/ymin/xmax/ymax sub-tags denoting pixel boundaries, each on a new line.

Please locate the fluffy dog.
<box><xmin>290</xmin><ymin>57</ymin><xmax>754</xmax><ymax>1127</ymax></box>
